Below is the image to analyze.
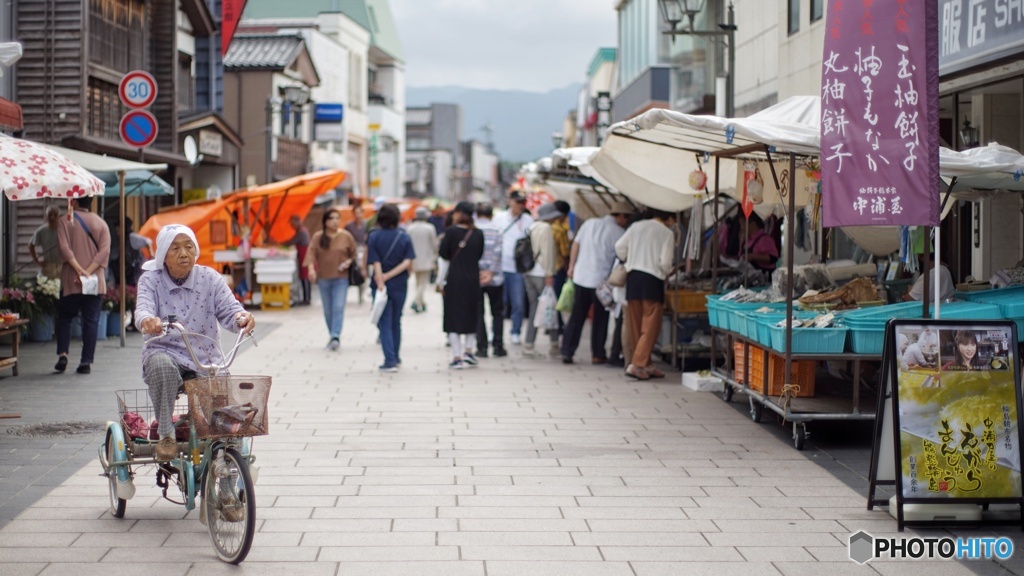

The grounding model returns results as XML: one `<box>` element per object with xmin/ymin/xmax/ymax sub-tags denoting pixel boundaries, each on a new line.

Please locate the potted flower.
<box><xmin>104</xmin><ymin>286</ymin><xmax>137</xmax><ymax>337</ymax></box>
<box><xmin>28</xmin><ymin>275</ymin><xmax>60</xmax><ymax>342</ymax></box>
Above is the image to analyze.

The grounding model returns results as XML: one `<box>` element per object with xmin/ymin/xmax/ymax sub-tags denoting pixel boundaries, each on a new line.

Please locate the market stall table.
<box><xmin>0</xmin><ymin>318</ymin><xmax>30</xmax><ymax>376</ymax></box>
<box><xmin>711</xmin><ymin>325</ymin><xmax>881</xmax><ymax>450</ymax></box>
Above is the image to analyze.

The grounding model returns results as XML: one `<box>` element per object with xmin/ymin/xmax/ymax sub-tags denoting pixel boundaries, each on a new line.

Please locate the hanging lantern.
<box><xmin>688</xmin><ymin>169</ymin><xmax>707</xmax><ymax>191</ymax></box>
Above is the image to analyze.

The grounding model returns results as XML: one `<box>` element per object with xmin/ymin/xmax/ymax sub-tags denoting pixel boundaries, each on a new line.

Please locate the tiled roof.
<box><xmin>224</xmin><ymin>34</ymin><xmax>305</xmax><ymax>70</ymax></box>
<box><xmin>244</xmin><ymin>0</ymin><xmax>402</xmax><ymax>63</ymax></box>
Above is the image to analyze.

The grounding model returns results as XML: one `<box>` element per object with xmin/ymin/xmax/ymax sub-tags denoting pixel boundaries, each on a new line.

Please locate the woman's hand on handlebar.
<box><xmin>140</xmin><ymin>317</ymin><xmax>164</xmax><ymax>335</ymax></box>
<box><xmin>235</xmin><ymin>311</ymin><xmax>255</xmax><ymax>334</ymax></box>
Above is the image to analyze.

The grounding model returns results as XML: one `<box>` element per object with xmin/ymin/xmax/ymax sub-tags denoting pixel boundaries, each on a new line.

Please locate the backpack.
<box><xmin>513</xmin><ymin>226</ymin><xmax>536</xmax><ymax>273</ymax></box>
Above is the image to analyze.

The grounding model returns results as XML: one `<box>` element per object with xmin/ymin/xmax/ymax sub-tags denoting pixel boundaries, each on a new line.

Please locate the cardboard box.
<box><xmin>956</xmin><ymin>281</ymin><xmax>992</xmax><ymax>292</ymax></box>
<box><xmin>682</xmin><ymin>372</ymin><xmax>723</xmax><ymax>392</ymax></box>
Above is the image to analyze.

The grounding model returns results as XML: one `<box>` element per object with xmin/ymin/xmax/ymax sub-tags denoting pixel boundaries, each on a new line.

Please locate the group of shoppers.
<box><xmin>282</xmin><ymin>194</ymin><xmax>680</xmax><ymax>378</ymax></box>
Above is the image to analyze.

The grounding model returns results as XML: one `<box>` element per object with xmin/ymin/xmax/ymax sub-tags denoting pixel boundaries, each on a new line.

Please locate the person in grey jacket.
<box><xmin>474</xmin><ymin>202</ymin><xmax>506</xmax><ymax>358</ymax></box>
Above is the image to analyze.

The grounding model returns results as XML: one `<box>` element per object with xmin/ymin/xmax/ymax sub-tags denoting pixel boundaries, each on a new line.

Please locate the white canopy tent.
<box><xmin>43</xmin><ymin>144</ymin><xmax>169</xmax><ymax>347</ymax></box>
<box><xmin>591</xmin><ymin>94</ymin><xmax>1024</xmax><ymax>402</ymax></box>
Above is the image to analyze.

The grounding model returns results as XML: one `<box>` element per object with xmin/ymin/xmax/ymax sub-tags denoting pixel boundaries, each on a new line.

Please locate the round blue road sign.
<box><xmin>119</xmin><ymin>110</ymin><xmax>158</xmax><ymax>148</ymax></box>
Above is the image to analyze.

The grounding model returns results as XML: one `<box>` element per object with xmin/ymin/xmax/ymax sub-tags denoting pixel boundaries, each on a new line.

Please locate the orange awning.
<box><xmin>139</xmin><ymin>169</ymin><xmax>345</xmax><ymax>268</ymax></box>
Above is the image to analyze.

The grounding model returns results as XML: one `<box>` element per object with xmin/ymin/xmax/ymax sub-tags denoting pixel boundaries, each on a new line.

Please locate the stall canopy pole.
<box><xmin>922</xmin><ymin>228</ymin><xmax>930</xmax><ymax>319</ymax></box>
<box><xmin>712</xmin><ymin>156</ymin><xmax>720</xmax><ymax>287</ymax></box>
<box><xmin>934</xmin><ymin>226</ymin><xmax>941</xmax><ymax>319</ymax></box>
<box><xmin>784</xmin><ymin>153</ymin><xmax>797</xmax><ymax>389</ymax></box>
<box><xmin>118</xmin><ymin>170</ymin><xmax>126</xmax><ymax>348</ymax></box>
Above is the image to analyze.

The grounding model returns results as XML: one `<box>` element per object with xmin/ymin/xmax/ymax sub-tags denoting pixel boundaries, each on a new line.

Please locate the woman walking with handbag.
<box><xmin>304</xmin><ymin>208</ymin><xmax>357</xmax><ymax>351</ymax></box>
<box><xmin>438</xmin><ymin>201</ymin><xmax>484</xmax><ymax>369</ymax></box>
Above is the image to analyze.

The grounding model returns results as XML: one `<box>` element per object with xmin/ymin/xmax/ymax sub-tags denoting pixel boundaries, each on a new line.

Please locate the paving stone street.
<box><xmin>0</xmin><ymin>290</ymin><xmax>1021</xmax><ymax>575</ymax></box>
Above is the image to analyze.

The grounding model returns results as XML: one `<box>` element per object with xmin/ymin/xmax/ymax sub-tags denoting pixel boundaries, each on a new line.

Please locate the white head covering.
<box><xmin>142</xmin><ymin>224</ymin><xmax>199</xmax><ymax>271</ymax></box>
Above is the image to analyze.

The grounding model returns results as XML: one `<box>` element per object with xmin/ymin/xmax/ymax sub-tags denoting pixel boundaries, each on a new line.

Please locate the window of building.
<box><xmin>89</xmin><ymin>0</ymin><xmax>145</xmax><ymax>71</ymax></box>
<box><xmin>789</xmin><ymin>0</ymin><xmax>800</xmax><ymax>34</ymax></box>
<box><xmin>177</xmin><ymin>53</ymin><xmax>194</xmax><ymax>112</ymax></box>
<box><xmin>810</xmin><ymin>0</ymin><xmax>824</xmax><ymax>22</ymax></box>
<box><xmin>86</xmin><ymin>77</ymin><xmax>123</xmax><ymax>141</ymax></box>
<box><xmin>350</xmin><ymin>54</ymin><xmax>363</xmax><ymax>111</ymax></box>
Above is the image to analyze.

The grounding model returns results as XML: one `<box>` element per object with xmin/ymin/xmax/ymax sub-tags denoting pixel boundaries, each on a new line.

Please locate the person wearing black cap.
<box><xmin>439</xmin><ymin>201</ymin><xmax>484</xmax><ymax>369</ymax></box>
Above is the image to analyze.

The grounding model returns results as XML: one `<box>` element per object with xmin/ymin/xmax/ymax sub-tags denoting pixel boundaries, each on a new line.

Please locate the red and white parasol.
<box><xmin>0</xmin><ymin>133</ymin><xmax>105</xmax><ymax>201</ymax></box>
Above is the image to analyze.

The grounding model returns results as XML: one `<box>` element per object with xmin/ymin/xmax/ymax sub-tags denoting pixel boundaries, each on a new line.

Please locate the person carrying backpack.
<box><xmin>522</xmin><ymin>203</ymin><xmax>559</xmax><ymax>357</ymax></box>
<box><xmin>492</xmin><ymin>193</ymin><xmax>533</xmax><ymax>345</ymax></box>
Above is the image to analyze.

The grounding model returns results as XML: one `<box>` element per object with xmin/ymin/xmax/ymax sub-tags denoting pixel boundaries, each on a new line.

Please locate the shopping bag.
<box><xmin>556</xmin><ymin>281</ymin><xmax>575</xmax><ymax>313</ymax></box>
<box><xmin>533</xmin><ymin>286</ymin><xmax>559</xmax><ymax>330</ymax></box>
<box><xmin>370</xmin><ymin>286</ymin><xmax>388</xmax><ymax>325</ymax></box>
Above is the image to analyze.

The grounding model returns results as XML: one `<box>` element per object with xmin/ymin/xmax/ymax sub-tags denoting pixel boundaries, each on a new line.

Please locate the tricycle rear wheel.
<box><xmin>105</xmin><ymin>431</ymin><xmax>126</xmax><ymax>518</ymax></box>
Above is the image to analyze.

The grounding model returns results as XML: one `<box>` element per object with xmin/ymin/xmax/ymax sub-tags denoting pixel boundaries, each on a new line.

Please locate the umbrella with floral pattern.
<box><xmin>0</xmin><ymin>133</ymin><xmax>104</xmax><ymax>200</ymax></box>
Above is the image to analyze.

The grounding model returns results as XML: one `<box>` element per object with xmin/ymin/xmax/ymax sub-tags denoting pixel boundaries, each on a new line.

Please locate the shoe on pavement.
<box><xmin>76</xmin><ymin>363</ymin><xmax>91</xmax><ymax>374</ymax></box>
<box><xmin>54</xmin><ymin>356</ymin><xmax>68</xmax><ymax>373</ymax></box>
<box><xmin>510</xmin><ymin>334</ymin><xmax>522</xmax><ymax>345</ymax></box>
<box><xmin>449</xmin><ymin>359</ymin><xmax>465</xmax><ymax>370</ymax></box>
<box><xmin>378</xmin><ymin>364</ymin><xmax>399</xmax><ymax>373</ymax></box>
<box><xmin>463</xmin><ymin>353</ymin><xmax>478</xmax><ymax>367</ymax></box>
<box><xmin>625</xmin><ymin>364</ymin><xmax>650</xmax><ymax>381</ymax></box>
<box><xmin>492</xmin><ymin>347</ymin><xmax>508</xmax><ymax>357</ymax></box>
<box><xmin>327</xmin><ymin>338</ymin><xmax>340</xmax><ymax>351</ymax></box>
<box><xmin>522</xmin><ymin>343</ymin><xmax>536</xmax><ymax>357</ymax></box>
<box><xmin>592</xmin><ymin>357</ymin><xmax>607</xmax><ymax>365</ymax></box>
<box><xmin>155</xmin><ymin>437</ymin><xmax>178</xmax><ymax>461</ymax></box>
<box><xmin>562</xmin><ymin>357</ymin><xmax>574</xmax><ymax>365</ymax></box>
<box><xmin>477</xmin><ymin>350</ymin><xmax>489</xmax><ymax>359</ymax></box>
<box><xmin>607</xmin><ymin>357</ymin><xmax>625</xmax><ymax>368</ymax></box>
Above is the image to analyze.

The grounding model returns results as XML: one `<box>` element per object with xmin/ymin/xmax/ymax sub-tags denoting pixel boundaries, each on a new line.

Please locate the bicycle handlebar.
<box><xmin>158</xmin><ymin>314</ymin><xmax>256</xmax><ymax>376</ymax></box>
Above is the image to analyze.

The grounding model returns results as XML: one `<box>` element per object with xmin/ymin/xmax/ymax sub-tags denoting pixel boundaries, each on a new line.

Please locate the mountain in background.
<box><xmin>406</xmin><ymin>84</ymin><xmax>581</xmax><ymax>164</ymax></box>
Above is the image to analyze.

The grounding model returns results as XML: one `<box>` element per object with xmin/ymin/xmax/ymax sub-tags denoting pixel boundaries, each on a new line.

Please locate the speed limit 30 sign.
<box><xmin>119</xmin><ymin>70</ymin><xmax>157</xmax><ymax>109</ymax></box>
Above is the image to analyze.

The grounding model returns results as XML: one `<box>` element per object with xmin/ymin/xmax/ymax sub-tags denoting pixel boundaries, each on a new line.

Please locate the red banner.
<box><xmin>820</xmin><ymin>0</ymin><xmax>940</xmax><ymax>227</ymax></box>
<box><xmin>221</xmin><ymin>0</ymin><xmax>248</xmax><ymax>58</ymax></box>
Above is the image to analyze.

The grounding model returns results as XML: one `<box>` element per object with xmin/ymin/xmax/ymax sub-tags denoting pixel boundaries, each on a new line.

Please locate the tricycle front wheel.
<box><xmin>205</xmin><ymin>447</ymin><xmax>255</xmax><ymax>564</ymax></box>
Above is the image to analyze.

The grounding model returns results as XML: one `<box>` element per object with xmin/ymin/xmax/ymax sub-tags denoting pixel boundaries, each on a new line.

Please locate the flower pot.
<box><xmin>27</xmin><ymin>313</ymin><xmax>54</xmax><ymax>342</ymax></box>
<box><xmin>96</xmin><ymin>310</ymin><xmax>108</xmax><ymax>341</ymax></box>
<box><xmin>107</xmin><ymin>311</ymin><xmax>122</xmax><ymax>337</ymax></box>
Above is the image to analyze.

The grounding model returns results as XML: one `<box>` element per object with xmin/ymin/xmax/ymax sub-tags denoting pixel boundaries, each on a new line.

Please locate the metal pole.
<box><xmin>118</xmin><ymin>170</ymin><xmax>126</xmax><ymax>348</ymax></box>
<box><xmin>265</xmin><ymin>98</ymin><xmax>273</xmax><ymax>185</ymax></box>
<box><xmin>784</xmin><ymin>153</ymin><xmax>796</xmax><ymax>388</ymax></box>
<box><xmin>726</xmin><ymin>2</ymin><xmax>735</xmax><ymax>118</ymax></box>
<box><xmin>934</xmin><ymin>226</ymin><xmax>941</xmax><ymax>319</ymax></box>
<box><xmin>922</xmin><ymin>228</ymin><xmax>930</xmax><ymax>319</ymax></box>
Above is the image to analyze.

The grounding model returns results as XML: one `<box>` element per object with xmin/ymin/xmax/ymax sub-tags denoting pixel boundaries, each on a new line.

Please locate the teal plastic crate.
<box><xmin>719</xmin><ymin>301</ymin><xmax>787</xmax><ymax>334</ymax></box>
<box><xmin>849</xmin><ymin>326</ymin><xmax>885</xmax><ymax>354</ymax></box>
<box><xmin>752</xmin><ymin>312</ymin><xmax>818</xmax><ymax>347</ymax></box>
<box><xmin>768</xmin><ymin>324</ymin><xmax>848</xmax><ymax>354</ymax></box>
<box><xmin>706</xmin><ymin>295</ymin><xmax>725</xmax><ymax>328</ymax></box>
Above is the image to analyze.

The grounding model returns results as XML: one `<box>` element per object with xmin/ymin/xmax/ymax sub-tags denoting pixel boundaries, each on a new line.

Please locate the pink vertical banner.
<box><xmin>820</xmin><ymin>0</ymin><xmax>940</xmax><ymax>227</ymax></box>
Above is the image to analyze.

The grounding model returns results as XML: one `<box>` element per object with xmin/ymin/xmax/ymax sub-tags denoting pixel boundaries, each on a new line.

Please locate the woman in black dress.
<box><xmin>439</xmin><ymin>201</ymin><xmax>484</xmax><ymax>369</ymax></box>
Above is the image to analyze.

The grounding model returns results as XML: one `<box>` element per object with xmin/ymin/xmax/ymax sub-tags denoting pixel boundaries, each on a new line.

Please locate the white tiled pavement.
<box><xmin>0</xmin><ymin>290</ymin><xmax>1013</xmax><ymax>574</ymax></box>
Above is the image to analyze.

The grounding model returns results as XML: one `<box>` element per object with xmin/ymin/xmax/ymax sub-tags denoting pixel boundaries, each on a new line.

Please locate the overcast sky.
<box><xmin>390</xmin><ymin>0</ymin><xmax>618</xmax><ymax>93</ymax></box>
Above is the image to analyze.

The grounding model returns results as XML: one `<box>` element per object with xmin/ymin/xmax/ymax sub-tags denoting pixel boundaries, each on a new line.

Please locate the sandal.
<box><xmin>625</xmin><ymin>364</ymin><xmax>650</xmax><ymax>381</ymax></box>
<box><xmin>647</xmin><ymin>368</ymin><xmax>666</xmax><ymax>379</ymax></box>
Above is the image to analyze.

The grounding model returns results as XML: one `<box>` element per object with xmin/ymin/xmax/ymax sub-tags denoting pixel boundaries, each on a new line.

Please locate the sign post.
<box><xmin>869</xmin><ymin>319</ymin><xmax>1024</xmax><ymax>530</ymax></box>
<box><xmin>116</xmin><ymin>69</ymin><xmax>159</xmax><ymax>348</ymax></box>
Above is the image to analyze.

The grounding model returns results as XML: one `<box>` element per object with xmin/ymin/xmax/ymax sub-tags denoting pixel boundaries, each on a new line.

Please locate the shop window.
<box><xmin>810</xmin><ymin>0</ymin><xmax>823</xmax><ymax>22</ymax></box>
<box><xmin>178</xmin><ymin>53</ymin><xmax>194</xmax><ymax>113</ymax></box>
<box><xmin>86</xmin><ymin>77</ymin><xmax>123</xmax><ymax>141</ymax></box>
<box><xmin>89</xmin><ymin>0</ymin><xmax>145</xmax><ymax>71</ymax></box>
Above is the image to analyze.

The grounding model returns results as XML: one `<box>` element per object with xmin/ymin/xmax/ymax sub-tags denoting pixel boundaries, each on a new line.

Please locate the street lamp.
<box><xmin>551</xmin><ymin>132</ymin><xmax>564</xmax><ymax>150</ymax></box>
<box><xmin>959</xmin><ymin>115</ymin><xmax>979</xmax><ymax>149</ymax></box>
<box><xmin>657</xmin><ymin>0</ymin><xmax>737</xmax><ymax>118</ymax></box>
